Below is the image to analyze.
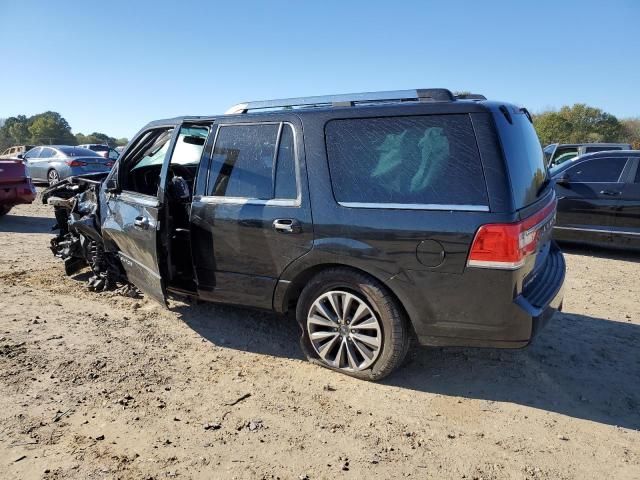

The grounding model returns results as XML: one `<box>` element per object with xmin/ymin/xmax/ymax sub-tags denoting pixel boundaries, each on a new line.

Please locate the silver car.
<box><xmin>23</xmin><ymin>146</ymin><xmax>113</xmax><ymax>185</ymax></box>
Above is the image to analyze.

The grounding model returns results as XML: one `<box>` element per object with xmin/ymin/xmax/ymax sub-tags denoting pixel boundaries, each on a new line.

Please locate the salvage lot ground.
<box><xmin>0</xmin><ymin>200</ymin><xmax>639</xmax><ymax>480</ymax></box>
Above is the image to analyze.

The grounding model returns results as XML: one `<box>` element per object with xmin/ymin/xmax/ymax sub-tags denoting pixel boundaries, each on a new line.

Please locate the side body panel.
<box><xmin>102</xmin><ymin>192</ymin><xmax>165</xmax><ymax>303</ymax></box>
<box><xmin>554</xmin><ymin>155</ymin><xmax>633</xmax><ymax>248</ymax></box>
<box><xmin>190</xmin><ymin>114</ymin><xmax>314</xmax><ymax>309</ymax></box>
<box><xmin>276</xmin><ymin>104</ymin><xmax>549</xmax><ymax>345</ymax></box>
<box><xmin>613</xmin><ymin>156</ymin><xmax>640</xmax><ymax>248</ymax></box>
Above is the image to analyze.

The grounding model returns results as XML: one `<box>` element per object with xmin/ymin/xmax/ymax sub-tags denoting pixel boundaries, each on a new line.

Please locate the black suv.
<box><xmin>43</xmin><ymin>88</ymin><xmax>565</xmax><ymax>380</ymax></box>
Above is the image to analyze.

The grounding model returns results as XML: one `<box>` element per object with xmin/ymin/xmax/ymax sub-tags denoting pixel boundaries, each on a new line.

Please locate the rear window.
<box><xmin>585</xmin><ymin>146</ymin><xmax>625</xmax><ymax>153</ymax></box>
<box><xmin>494</xmin><ymin>109</ymin><xmax>547</xmax><ymax>209</ymax></box>
<box><xmin>325</xmin><ymin>114</ymin><xmax>488</xmax><ymax>207</ymax></box>
<box><xmin>58</xmin><ymin>146</ymin><xmax>101</xmax><ymax>157</ymax></box>
<box><xmin>89</xmin><ymin>145</ymin><xmax>109</xmax><ymax>152</ymax></box>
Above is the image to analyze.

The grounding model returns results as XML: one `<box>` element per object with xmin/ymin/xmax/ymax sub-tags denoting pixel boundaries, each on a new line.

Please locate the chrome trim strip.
<box><xmin>194</xmin><ymin>195</ymin><xmax>300</xmax><ymax>207</ymax></box>
<box><xmin>467</xmin><ymin>259</ymin><xmax>525</xmax><ymax>270</ymax></box>
<box><xmin>337</xmin><ymin>202</ymin><xmax>489</xmax><ymax>212</ymax></box>
<box><xmin>554</xmin><ymin>226</ymin><xmax>640</xmax><ymax>236</ymax></box>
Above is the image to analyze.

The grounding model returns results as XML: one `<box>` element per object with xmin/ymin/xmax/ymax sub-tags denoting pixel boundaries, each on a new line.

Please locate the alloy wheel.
<box><xmin>306</xmin><ymin>290</ymin><xmax>382</xmax><ymax>371</ymax></box>
<box><xmin>48</xmin><ymin>170</ymin><xmax>60</xmax><ymax>185</ymax></box>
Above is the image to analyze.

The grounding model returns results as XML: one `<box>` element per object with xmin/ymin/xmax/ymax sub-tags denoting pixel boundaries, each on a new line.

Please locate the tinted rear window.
<box><xmin>494</xmin><ymin>109</ymin><xmax>547</xmax><ymax>209</ymax></box>
<box><xmin>585</xmin><ymin>146</ymin><xmax>624</xmax><ymax>153</ymax></box>
<box><xmin>325</xmin><ymin>114</ymin><xmax>488</xmax><ymax>206</ymax></box>
<box><xmin>58</xmin><ymin>146</ymin><xmax>101</xmax><ymax>157</ymax></box>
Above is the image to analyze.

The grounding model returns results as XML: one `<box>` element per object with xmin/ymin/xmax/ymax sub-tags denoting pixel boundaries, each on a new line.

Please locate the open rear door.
<box><xmin>102</xmin><ymin>126</ymin><xmax>179</xmax><ymax>305</ymax></box>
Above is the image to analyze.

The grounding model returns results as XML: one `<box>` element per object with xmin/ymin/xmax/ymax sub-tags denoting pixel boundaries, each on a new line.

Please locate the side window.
<box><xmin>566</xmin><ymin>158</ymin><xmax>626</xmax><ymax>183</ymax></box>
<box><xmin>208</xmin><ymin>124</ymin><xmax>279</xmax><ymax>199</ymax></box>
<box><xmin>274</xmin><ymin>124</ymin><xmax>297</xmax><ymax>199</ymax></box>
<box><xmin>634</xmin><ymin>161</ymin><xmax>640</xmax><ymax>183</ymax></box>
<box><xmin>121</xmin><ymin>128</ymin><xmax>174</xmax><ymax>196</ymax></box>
<box><xmin>25</xmin><ymin>147</ymin><xmax>40</xmax><ymax>159</ymax></box>
<box><xmin>552</xmin><ymin>148</ymin><xmax>578</xmax><ymax>165</ymax></box>
<box><xmin>325</xmin><ymin>114</ymin><xmax>488</xmax><ymax>206</ymax></box>
<box><xmin>170</xmin><ymin>125</ymin><xmax>209</xmax><ymax>165</ymax></box>
<box><xmin>40</xmin><ymin>147</ymin><xmax>55</xmax><ymax>158</ymax></box>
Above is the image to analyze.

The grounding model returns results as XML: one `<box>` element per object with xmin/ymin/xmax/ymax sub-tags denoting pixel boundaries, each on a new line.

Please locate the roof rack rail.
<box><xmin>225</xmin><ymin>88</ymin><xmax>456</xmax><ymax>114</ymax></box>
<box><xmin>454</xmin><ymin>93</ymin><xmax>487</xmax><ymax>100</ymax></box>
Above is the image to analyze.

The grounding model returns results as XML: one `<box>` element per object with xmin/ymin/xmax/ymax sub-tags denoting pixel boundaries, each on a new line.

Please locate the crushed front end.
<box><xmin>42</xmin><ymin>175</ymin><xmax>125</xmax><ymax>291</ymax></box>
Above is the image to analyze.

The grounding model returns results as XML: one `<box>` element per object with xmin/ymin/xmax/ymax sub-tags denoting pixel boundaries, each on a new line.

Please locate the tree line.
<box><xmin>0</xmin><ymin>111</ymin><xmax>128</xmax><ymax>151</ymax></box>
<box><xmin>533</xmin><ymin>104</ymin><xmax>638</xmax><ymax>148</ymax></box>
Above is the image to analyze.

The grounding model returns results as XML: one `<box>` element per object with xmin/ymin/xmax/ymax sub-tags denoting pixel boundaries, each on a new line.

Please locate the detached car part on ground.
<box><xmin>0</xmin><ymin>158</ymin><xmax>37</xmax><ymax>216</ymax></box>
<box><xmin>42</xmin><ymin>88</ymin><xmax>566</xmax><ymax>381</ymax></box>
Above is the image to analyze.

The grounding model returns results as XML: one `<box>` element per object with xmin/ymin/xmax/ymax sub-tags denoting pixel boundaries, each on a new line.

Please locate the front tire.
<box><xmin>296</xmin><ymin>268</ymin><xmax>410</xmax><ymax>381</ymax></box>
<box><xmin>0</xmin><ymin>205</ymin><xmax>12</xmax><ymax>216</ymax></box>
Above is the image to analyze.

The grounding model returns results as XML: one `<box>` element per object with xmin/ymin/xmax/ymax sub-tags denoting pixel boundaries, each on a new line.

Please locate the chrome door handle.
<box><xmin>599</xmin><ymin>190</ymin><xmax>621</xmax><ymax>196</ymax></box>
<box><xmin>272</xmin><ymin>218</ymin><xmax>301</xmax><ymax>233</ymax></box>
<box><xmin>134</xmin><ymin>216</ymin><xmax>150</xmax><ymax>229</ymax></box>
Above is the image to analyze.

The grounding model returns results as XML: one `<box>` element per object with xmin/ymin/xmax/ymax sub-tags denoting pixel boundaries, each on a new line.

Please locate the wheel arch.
<box><xmin>275</xmin><ymin>262</ymin><xmax>416</xmax><ymax>337</ymax></box>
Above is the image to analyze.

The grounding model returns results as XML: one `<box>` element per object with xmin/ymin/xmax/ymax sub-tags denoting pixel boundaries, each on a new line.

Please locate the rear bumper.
<box><xmin>515</xmin><ymin>246</ymin><xmax>565</xmax><ymax>341</ymax></box>
<box><xmin>410</xmin><ymin>243</ymin><xmax>566</xmax><ymax>348</ymax></box>
<box><xmin>0</xmin><ymin>181</ymin><xmax>37</xmax><ymax>206</ymax></box>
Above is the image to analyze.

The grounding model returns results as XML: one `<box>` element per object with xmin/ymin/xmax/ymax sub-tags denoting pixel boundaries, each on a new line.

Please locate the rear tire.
<box><xmin>296</xmin><ymin>268</ymin><xmax>410</xmax><ymax>381</ymax></box>
<box><xmin>0</xmin><ymin>205</ymin><xmax>12</xmax><ymax>216</ymax></box>
<box><xmin>48</xmin><ymin>169</ymin><xmax>60</xmax><ymax>186</ymax></box>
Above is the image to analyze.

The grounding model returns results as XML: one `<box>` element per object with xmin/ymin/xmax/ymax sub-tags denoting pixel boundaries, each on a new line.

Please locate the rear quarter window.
<box><xmin>493</xmin><ymin>109</ymin><xmax>547</xmax><ymax>209</ymax></box>
<box><xmin>325</xmin><ymin>114</ymin><xmax>488</xmax><ymax>207</ymax></box>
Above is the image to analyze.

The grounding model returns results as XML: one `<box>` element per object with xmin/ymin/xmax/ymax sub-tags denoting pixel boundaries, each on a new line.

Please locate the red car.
<box><xmin>0</xmin><ymin>159</ymin><xmax>37</xmax><ymax>216</ymax></box>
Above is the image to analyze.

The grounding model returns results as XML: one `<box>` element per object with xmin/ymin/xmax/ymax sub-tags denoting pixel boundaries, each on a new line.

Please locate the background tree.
<box><xmin>28</xmin><ymin>111</ymin><xmax>77</xmax><ymax>145</ymax></box>
<box><xmin>533</xmin><ymin>103</ymin><xmax>623</xmax><ymax>146</ymax></box>
<box><xmin>0</xmin><ymin>111</ymin><xmax>129</xmax><ymax>151</ymax></box>
<box><xmin>74</xmin><ymin>131</ymin><xmax>127</xmax><ymax>147</ymax></box>
<box><xmin>620</xmin><ymin>118</ymin><xmax>640</xmax><ymax>149</ymax></box>
<box><xmin>533</xmin><ymin>113</ymin><xmax>572</xmax><ymax>146</ymax></box>
<box><xmin>3</xmin><ymin>115</ymin><xmax>31</xmax><ymax>144</ymax></box>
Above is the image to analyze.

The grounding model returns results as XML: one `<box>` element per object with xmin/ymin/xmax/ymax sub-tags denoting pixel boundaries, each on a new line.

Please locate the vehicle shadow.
<box><xmin>173</xmin><ymin>301</ymin><xmax>304</xmax><ymax>361</ymax></box>
<box><xmin>176</xmin><ymin>302</ymin><xmax>640</xmax><ymax>430</ymax></box>
<box><xmin>0</xmin><ymin>214</ymin><xmax>55</xmax><ymax>234</ymax></box>
<box><xmin>559</xmin><ymin>242</ymin><xmax>640</xmax><ymax>263</ymax></box>
<box><xmin>387</xmin><ymin>312</ymin><xmax>640</xmax><ymax>430</ymax></box>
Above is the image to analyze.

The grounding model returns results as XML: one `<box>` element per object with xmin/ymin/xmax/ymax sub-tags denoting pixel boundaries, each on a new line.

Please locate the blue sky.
<box><xmin>1</xmin><ymin>0</ymin><xmax>639</xmax><ymax>139</ymax></box>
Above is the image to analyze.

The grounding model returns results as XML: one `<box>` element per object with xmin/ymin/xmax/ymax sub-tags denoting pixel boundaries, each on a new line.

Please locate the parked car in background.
<box><xmin>24</xmin><ymin>146</ymin><xmax>114</xmax><ymax>185</ymax></box>
<box><xmin>0</xmin><ymin>158</ymin><xmax>37</xmax><ymax>216</ymax></box>
<box><xmin>544</xmin><ymin>143</ymin><xmax>631</xmax><ymax>167</ymax></box>
<box><xmin>43</xmin><ymin>88</ymin><xmax>564</xmax><ymax>380</ymax></box>
<box><xmin>77</xmin><ymin>144</ymin><xmax>120</xmax><ymax>160</ymax></box>
<box><xmin>551</xmin><ymin>150</ymin><xmax>640</xmax><ymax>250</ymax></box>
<box><xmin>0</xmin><ymin>145</ymin><xmax>35</xmax><ymax>160</ymax></box>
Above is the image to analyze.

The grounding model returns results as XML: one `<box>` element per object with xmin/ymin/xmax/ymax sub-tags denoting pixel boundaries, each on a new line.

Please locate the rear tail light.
<box><xmin>106</xmin><ymin>161</ymin><xmax>114</xmax><ymax>167</ymax></box>
<box><xmin>467</xmin><ymin>198</ymin><xmax>557</xmax><ymax>270</ymax></box>
<box><xmin>66</xmin><ymin>159</ymin><xmax>87</xmax><ymax>167</ymax></box>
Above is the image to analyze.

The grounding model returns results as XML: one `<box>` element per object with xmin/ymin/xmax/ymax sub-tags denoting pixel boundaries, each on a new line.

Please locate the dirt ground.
<box><xmin>0</xmin><ymin>199</ymin><xmax>638</xmax><ymax>480</ymax></box>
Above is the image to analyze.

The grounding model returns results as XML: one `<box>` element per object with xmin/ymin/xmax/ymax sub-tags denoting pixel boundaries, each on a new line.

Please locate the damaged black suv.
<box><xmin>43</xmin><ymin>88</ymin><xmax>565</xmax><ymax>380</ymax></box>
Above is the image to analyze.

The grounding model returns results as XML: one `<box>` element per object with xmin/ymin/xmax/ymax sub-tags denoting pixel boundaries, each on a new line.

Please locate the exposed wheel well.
<box><xmin>283</xmin><ymin>263</ymin><xmax>415</xmax><ymax>336</ymax></box>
